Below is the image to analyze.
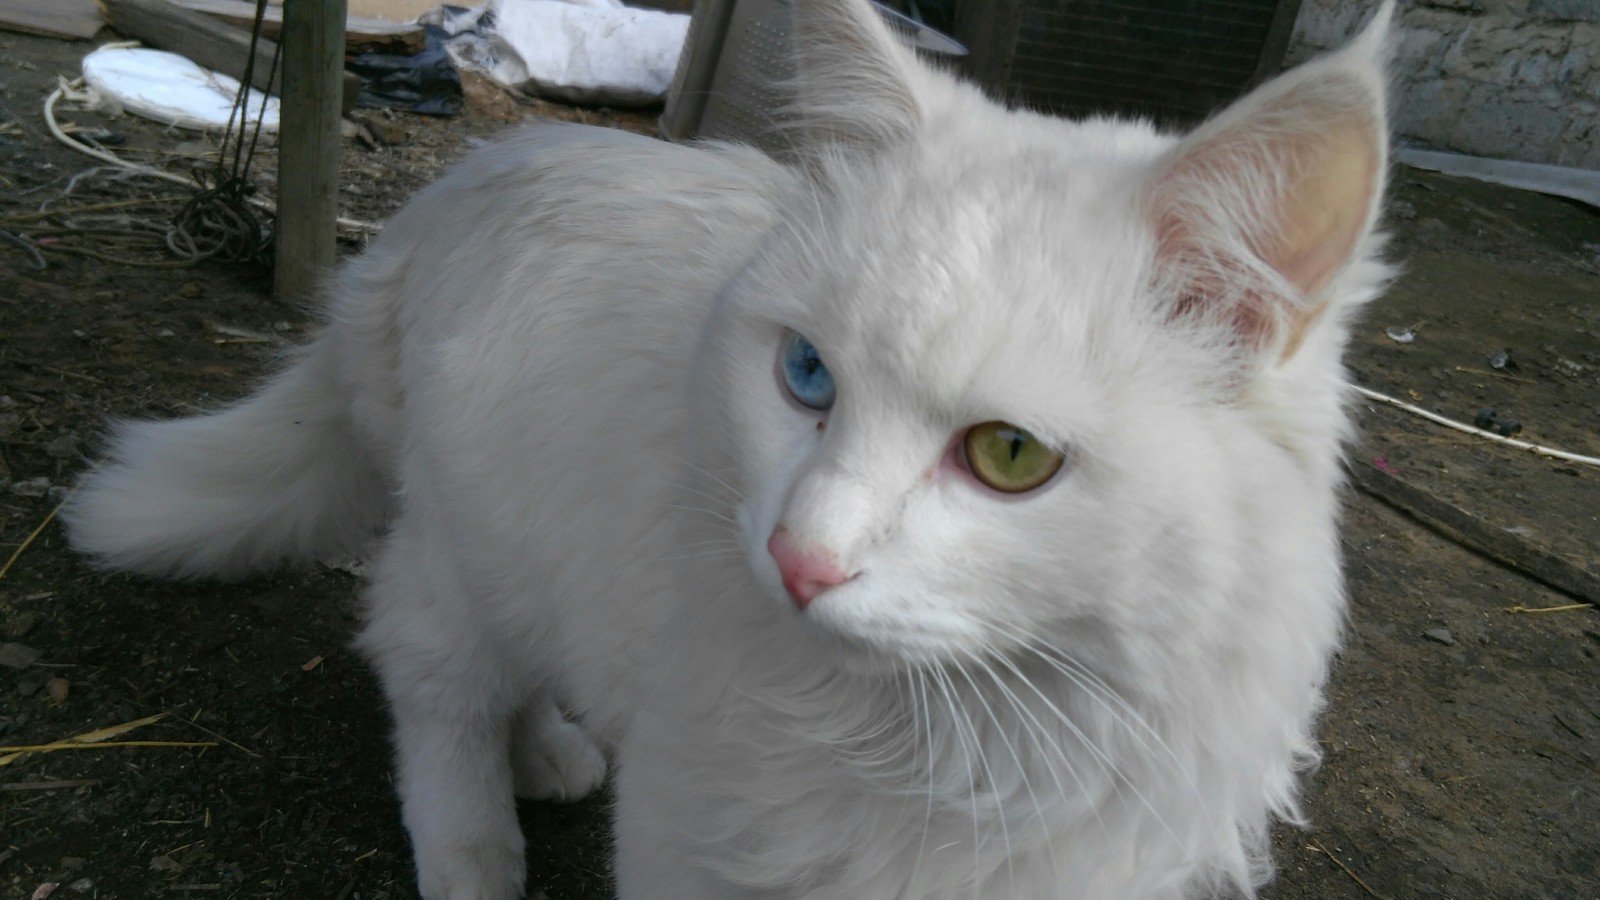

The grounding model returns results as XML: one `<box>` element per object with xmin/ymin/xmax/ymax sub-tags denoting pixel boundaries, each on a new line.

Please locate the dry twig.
<box><xmin>1308</xmin><ymin>839</ymin><xmax>1392</xmax><ymax>900</ymax></box>
<box><xmin>0</xmin><ymin>501</ymin><xmax>64</xmax><ymax>582</ymax></box>
<box><xmin>1452</xmin><ymin>366</ymin><xmax>1534</xmax><ymax>385</ymax></box>
<box><xmin>0</xmin><ymin>713</ymin><xmax>211</xmax><ymax>766</ymax></box>
<box><xmin>0</xmin><ymin>740</ymin><xmax>216</xmax><ymax>754</ymax></box>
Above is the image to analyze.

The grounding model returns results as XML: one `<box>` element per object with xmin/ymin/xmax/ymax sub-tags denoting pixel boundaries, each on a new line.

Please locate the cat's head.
<box><xmin>690</xmin><ymin>0</ymin><xmax>1394</xmax><ymax>679</ymax></box>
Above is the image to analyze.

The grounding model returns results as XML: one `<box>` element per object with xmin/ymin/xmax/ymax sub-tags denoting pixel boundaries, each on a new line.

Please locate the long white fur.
<box><xmin>63</xmin><ymin>2</ymin><xmax>1396</xmax><ymax>898</ymax></box>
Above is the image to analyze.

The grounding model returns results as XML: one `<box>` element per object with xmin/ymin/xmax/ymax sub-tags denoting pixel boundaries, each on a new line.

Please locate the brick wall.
<box><xmin>1287</xmin><ymin>0</ymin><xmax>1600</xmax><ymax>169</ymax></box>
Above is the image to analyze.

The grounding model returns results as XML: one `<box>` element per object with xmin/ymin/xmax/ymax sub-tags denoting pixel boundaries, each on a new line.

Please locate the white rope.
<box><xmin>45</xmin><ymin>77</ymin><xmax>195</xmax><ymax>189</ymax></box>
<box><xmin>43</xmin><ymin>73</ymin><xmax>381</xmax><ymax>235</ymax></box>
<box><xmin>1352</xmin><ymin>385</ymin><xmax>1600</xmax><ymax>469</ymax></box>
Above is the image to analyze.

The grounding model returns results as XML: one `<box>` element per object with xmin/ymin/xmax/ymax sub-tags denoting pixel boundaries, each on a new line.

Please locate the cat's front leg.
<box><xmin>511</xmin><ymin>694</ymin><xmax>608</xmax><ymax>802</ymax></box>
<box><xmin>391</xmin><ymin>695</ymin><xmax>525</xmax><ymax>900</ymax></box>
<box><xmin>357</xmin><ymin>531</ymin><xmax>527</xmax><ymax>900</ymax></box>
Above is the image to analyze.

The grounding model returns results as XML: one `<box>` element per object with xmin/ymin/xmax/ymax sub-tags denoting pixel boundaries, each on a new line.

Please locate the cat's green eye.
<box><xmin>963</xmin><ymin>422</ymin><xmax>1065</xmax><ymax>493</ymax></box>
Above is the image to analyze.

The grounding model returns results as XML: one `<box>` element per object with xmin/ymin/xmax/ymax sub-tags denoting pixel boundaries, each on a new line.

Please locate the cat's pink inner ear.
<box><xmin>1261</xmin><ymin>111</ymin><xmax>1381</xmax><ymax>301</ymax></box>
<box><xmin>1149</xmin><ymin>71</ymin><xmax>1385</xmax><ymax>354</ymax></box>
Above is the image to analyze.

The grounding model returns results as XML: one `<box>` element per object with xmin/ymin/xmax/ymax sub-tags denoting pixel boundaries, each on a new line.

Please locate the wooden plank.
<box><xmin>100</xmin><ymin>0</ymin><xmax>281</xmax><ymax>95</ymax></box>
<box><xmin>1348</xmin><ymin>460</ymin><xmax>1600</xmax><ymax>606</ymax></box>
<box><xmin>166</xmin><ymin>0</ymin><xmax>423</xmax><ymax>53</ymax></box>
<box><xmin>345</xmin><ymin>0</ymin><xmax>437</xmax><ymax>22</ymax></box>
<box><xmin>275</xmin><ymin>0</ymin><xmax>348</xmax><ymax>302</ymax></box>
<box><xmin>0</xmin><ymin>0</ymin><xmax>102</xmax><ymax>40</ymax></box>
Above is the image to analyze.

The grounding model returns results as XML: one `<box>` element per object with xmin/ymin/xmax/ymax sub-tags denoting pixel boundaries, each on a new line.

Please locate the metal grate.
<box><xmin>658</xmin><ymin>0</ymin><xmax>1288</xmax><ymax>148</ymax></box>
<box><xmin>953</xmin><ymin>0</ymin><xmax>1302</xmax><ymax>127</ymax></box>
<box><xmin>701</xmin><ymin>3</ymin><xmax>794</xmax><ymax>149</ymax></box>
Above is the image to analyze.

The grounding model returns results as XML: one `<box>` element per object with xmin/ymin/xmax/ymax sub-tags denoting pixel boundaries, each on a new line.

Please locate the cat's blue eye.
<box><xmin>780</xmin><ymin>331</ymin><xmax>836</xmax><ymax>411</ymax></box>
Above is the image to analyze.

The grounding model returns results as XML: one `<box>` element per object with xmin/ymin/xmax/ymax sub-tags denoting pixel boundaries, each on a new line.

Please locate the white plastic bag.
<box><xmin>81</xmin><ymin>47</ymin><xmax>279</xmax><ymax>132</ymax></box>
<box><xmin>446</xmin><ymin>0</ymin><xmax>689</xmax><ymax>107</ymax></box>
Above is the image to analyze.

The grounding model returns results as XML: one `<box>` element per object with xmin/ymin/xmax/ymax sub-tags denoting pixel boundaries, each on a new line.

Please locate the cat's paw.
<box><xmin>415</xmin><ymin>840</ymin><xmax>526</xmax><ymax>900</ymax></box>
<box><xmin>512</xmin><ymin>712</ymin><xmax>608</xmax><ymax>802</ymax></box>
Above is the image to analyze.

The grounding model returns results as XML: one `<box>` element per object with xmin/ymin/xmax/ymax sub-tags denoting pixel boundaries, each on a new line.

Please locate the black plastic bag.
<box><xmin>349</xmin><ymin>24</ymin><xmax>463</xmax><ymax>117</ymax></box>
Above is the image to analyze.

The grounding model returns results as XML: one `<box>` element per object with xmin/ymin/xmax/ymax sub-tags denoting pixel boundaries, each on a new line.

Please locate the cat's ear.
<box><xmin>785</xmin><ymin>0</ymin><xmax>922</xmax><ymax>158</ymax></box>
<box><xmin>1144</xmin><ymin>2</ymin><xmax>1393</xmax><ymax>361</ymax></box>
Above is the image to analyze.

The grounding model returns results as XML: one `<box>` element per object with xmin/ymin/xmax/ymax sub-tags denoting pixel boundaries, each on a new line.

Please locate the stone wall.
<box><xmin>1287</xmin><ymin>0</ymin><xmax>1600</xmax><ymax>169</ymax></box>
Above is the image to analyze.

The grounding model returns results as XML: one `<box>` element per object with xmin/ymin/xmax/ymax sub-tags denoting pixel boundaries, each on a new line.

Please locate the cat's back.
<box><xmin>359</xmin><ymin>123</ymin><xmax>788</xmax><ymax>339</ymax></box>
<box><xmin>329</xmin><ymin>122</ymin><xmax>790</xmax><ymax>479</ymax></box>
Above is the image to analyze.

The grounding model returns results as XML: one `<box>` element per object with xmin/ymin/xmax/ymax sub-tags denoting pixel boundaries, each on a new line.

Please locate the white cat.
<box><xmin>63</xmin><ymin>1</ymin><xmax>1395</xmax><ymax>897</ymax></box>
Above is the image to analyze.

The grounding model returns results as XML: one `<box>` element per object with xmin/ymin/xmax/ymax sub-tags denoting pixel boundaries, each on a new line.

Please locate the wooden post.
<box><xmin>276</xmin><ymin>0</ymin><xmax>348</xmax><ymax>301</ymax></box>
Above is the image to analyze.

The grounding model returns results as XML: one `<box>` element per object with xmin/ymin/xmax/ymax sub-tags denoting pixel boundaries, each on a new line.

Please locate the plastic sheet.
<box><xmin>441</xmin><ymin>0</ymin><xmax>689</xmax><ymax>107</ymax></box>
<box><xmin>80</xmin><ymin>46</ymin><xmax>279</xmax><ymax>132</ymax></box>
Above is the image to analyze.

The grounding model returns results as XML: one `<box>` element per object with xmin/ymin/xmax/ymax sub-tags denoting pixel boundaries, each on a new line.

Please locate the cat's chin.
<box><xmin>784</xmin><ymin>584</ymin><xmax>988</xmax><ymax>677</ymax></box>
<box><xmin>795</xmin><ymin>628</ymin><xmax>936</xmax><ymax>679</ymax></box>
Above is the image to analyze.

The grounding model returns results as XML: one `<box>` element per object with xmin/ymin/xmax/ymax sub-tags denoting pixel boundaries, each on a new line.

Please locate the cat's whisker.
<box><xmin>951</xmin><ymin>655</ymin><xmax>1026</xmax><ymax>896</ymax></box>
<box><xmin>665</xmin><ymin>503</ymin><xmax>739</xmax><ymax>526</ymax></box>
<box><xmin>651</xmin><ymin>545</ymin><xmax>743</xmax><ymax>558</ymax></box>
<box><xmin>1000</xmin><ymin>627</ymin><xmax>1213</xmax><ymax>826</ymax></box>
<box><xmin>638</xmin><ymin>532</ymin><xmax>746</xmax><ymax>564</ymax></box>
<box><xmin>676</xmin><ymin>459</ymin><xmax>746</xmax><ymax>502</ymax></box>
<box><xmin>889</xmin><ymin>661</ymin><xmax>925</xmax><ymax>781</ymax></box>
<box><xmin>799</xmin><ymin>186</ymin><xmax>837</xmax><ymax>267</ymax></box>
<box><xmin>976</xmin><ymin>657</ymin><xmax>1072</xmax><ymax>809</ymax></box>
<box><xmin>740</xmin><ymin>672</ymin><xmax>923</xmax><ymax>779</ymax></box>
<box><xmin>774</xmin><ymin>188</ymin><xmax>833</xmax><ymax>277</ymax></box>
<box><xmin>640</xmin><ymin>543</ymin><xmax>747</xmax><ymax>565</ymax></box>
<box><xmin>929</xmin><ymin>665</ymin><xmax>984</xmax><ymax>898</ymax></box>
<box><xmin>963</xmin><ymin>649</ymin><xmax>1072</xmax><ymax>874</ymax></box>
<box><xmin>977</xmin><ymin>657</ymin><xmax>1088</xmax><ymax>887</ymax></box>
<box><xmin>990</xmin><ymin>624</ymin><xmax>1147</xmax><ymax>751</ymax></box>
<box><xmin>673</xmin><ymin>536</ymin><xmax>743</xmax><ymax>549</ymax></box>
<box><xmin>881</xmin><ymin>661</ymin><xmax>913</xmax><ymax>786</ymax></box>
<box><xmin>670</xmin><ymin>464</ymin><xmax>746</xmax><ymax>506</ymax></box>
<box><xmin>983</xmin><ymin>646</ymin><xmax>1113</xmax><ymax>844</ymax></box>
<box><xmin>984</xmin><ymin>631</ymin><xmax>1122</xmax><ymax>786</ymax></box>
<box><xmin>908</xmin><ymin>666</ymin><xmax>938</xmax><ymax>893</ymax></box>
<box><xmin>656</xmin><ymin>538</ymin><xmax>742</xmax><ymax>554</ymax></box>
<box><xmin>994</xmin><ymin>631</ymin><xmax>1200</xmax><ymax>866</ymax></box>
<box><xmin>666</xmin><ymin>480</ymin><xmax>743</xmax><ymax>512</ymax></box>
<box><xmin>643</xmin><ymin>552</ymin><xmax>747</xmax><ymax>566</ymax></box>
<box><xmin>825</xmin><ymin>703</ymin><xmax>919</xmax><ymax>774</ymax></box>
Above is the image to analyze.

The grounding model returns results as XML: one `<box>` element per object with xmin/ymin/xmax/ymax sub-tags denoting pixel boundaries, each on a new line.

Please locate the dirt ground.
<box><xmin>2</xmin><ymin>26</ymin><xmax>1597</xmax><ymax>900</ymax></box>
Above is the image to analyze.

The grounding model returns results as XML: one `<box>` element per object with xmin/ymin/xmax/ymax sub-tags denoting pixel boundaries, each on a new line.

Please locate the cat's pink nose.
<box><xmin>767</xmin><ymin>529</ymin><xmax>849</xmax><ymax>610</ymax></box>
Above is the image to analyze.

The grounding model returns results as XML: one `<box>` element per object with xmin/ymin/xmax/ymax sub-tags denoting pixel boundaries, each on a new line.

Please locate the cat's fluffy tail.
<box><xmin>62</xmin><ymin>329</ymin><xmax>391</xmax><ymax>579</ymax></box>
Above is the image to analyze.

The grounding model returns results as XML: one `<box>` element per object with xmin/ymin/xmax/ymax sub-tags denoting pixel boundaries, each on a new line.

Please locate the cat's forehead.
<box><xmin>824</xmin><ymin>118</ymin><xmax>1165</xmax><ymax>307</ymax></box>
<box><xmin>785</xmin><ymin>128</ymin><xmax>1163</xmax><ymax>421</ymax></box>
